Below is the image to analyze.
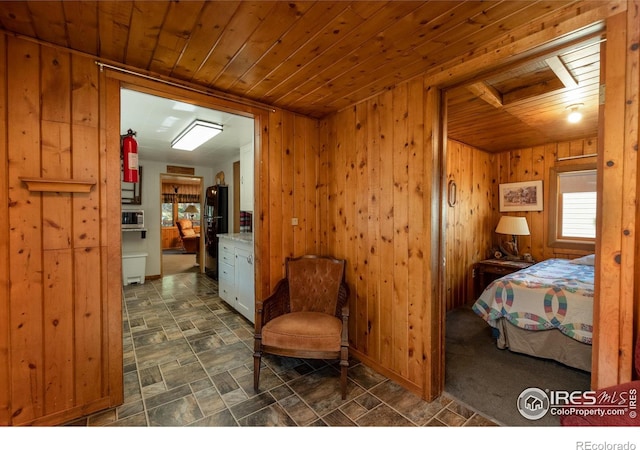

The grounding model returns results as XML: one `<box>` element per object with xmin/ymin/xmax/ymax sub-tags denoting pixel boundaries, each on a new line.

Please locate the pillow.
<box><xmin>182</xmin><ymin>228</ymin><xmax>196</xmax><ymax>237</ymax></box>
<box><xmin>570</xmin><ymin>254</ymin><xmax>595</xmax><ymax>266</ymax></box>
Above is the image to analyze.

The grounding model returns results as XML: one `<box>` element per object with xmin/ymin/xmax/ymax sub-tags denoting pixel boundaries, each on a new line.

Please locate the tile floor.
<box><xmin>68</xmin><ymin>272</ymin><xmax>499</xmax><ymax>427</ymax></box>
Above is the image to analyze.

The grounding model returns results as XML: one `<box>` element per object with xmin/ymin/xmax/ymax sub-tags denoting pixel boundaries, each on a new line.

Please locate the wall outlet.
<box><xmin>291</xmin><ymin>217</ymin><xmax>298</xmax><ymax>226</ymax></box>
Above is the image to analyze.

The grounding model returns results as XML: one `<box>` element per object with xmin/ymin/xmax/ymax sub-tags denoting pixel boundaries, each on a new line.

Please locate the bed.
<box><xmin>472</xmin><ymin>256</ymin><xmax>594</xmax><ymax>372</ymax></box>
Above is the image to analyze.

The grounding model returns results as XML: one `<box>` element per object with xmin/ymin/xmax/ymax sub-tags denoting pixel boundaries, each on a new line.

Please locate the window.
<box><xmin>161</xmin><ymin>202</ymin><xmax>200</xmax><ymax>227</ymax></box>
<box><xmin>548</xmin><ymin>164</ymin><xmax>597</xmax><ymax>250</ymax></box>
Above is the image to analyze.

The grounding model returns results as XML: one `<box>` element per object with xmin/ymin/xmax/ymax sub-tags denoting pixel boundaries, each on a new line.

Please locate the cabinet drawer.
<box><xmin>219</xmin><ymin>262</ymin><xmax>235</xmax><ymax>283</ymax></box>
<box><xmin>219</xmin><ymin>248</ymin><xmax>235</xmax><ymax>266</ymax></box>
<box><xmin>219</xmin><ymin>280</ymin><xmax>233</xmax><ymax>302</ymax></box>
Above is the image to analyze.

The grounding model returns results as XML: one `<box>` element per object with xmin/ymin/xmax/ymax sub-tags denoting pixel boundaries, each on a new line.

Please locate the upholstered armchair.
<box><xmin>176</xmin><ymin>219</ymin><xmax>200</xmax><ymax>254</ymax></box>
<box><xmin>253</xmin><ymin>255</ymin><xmax>350</xmax><ymax>399</ymax></box>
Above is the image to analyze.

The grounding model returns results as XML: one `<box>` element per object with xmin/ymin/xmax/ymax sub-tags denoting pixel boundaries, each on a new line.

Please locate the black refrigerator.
<box><xmin>204</xmin><ymin>185</ymin><xmax>229</xmax><ymax>279</ymax></box>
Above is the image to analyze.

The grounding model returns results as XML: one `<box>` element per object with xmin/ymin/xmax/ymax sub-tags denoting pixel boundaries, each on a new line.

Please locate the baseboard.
<box><xmin>349</xmin><ymin>347</ymin><xmax>424</xmax><ymax>399</ymax></box>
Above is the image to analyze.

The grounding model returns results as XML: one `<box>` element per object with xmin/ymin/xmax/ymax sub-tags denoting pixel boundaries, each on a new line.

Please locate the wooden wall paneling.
<box><xmin>293</xmin><ymin>115</ymin><xmax>306</xmax><ymax>256</ymax></box>
<box><xmin>444</xmin><ymin>140</ymin><xmax>497</xmax><ymax>311</ymax></box>
<box><xmin>74</xmin><ymin>247</ymin><xmax>103</xmax><ymax>404</ymax></box>
<box><xmin>303</xmin><ymin>116</ymin><xmax>319</xmax><ymax>254</ymax></box>
<box><xmin>482</xmin><ymin>150</ymin><xmax>497</xmax><ymax>259</ymax></box>
<box><xmin>406</xmin><ymin>78</ymin><xmax>425</xmax><ymax>382</ymax></box>
<box><xmin>391</xmin><ymin>83</ymin><xmax>409</xmax><ymax>378</ymax></box>
<box><xmin>70</xmin><ymin>55</ymin><xmax>103</xmax><ymax>407</ymax></box>
<box><xmin>267</xmin><ymin>109</ymin><xmax>284</xmax><ymax>288</ymax></box>
<box><xmin>464</xmin><ymin>142</ymin><xmax>475</xmax><ymax>303</ymax></box>
<box><xmin>355</xmin><ymin>102</ymin><xmax>370</xmax><ymax>357</ymax></box>
<box><xmin>41</xmin><ymin>121</ymin><xmax>72</xmax><ymax>250</ymax></box>
<box><xmin>366</xmin><ymin>99</ymin><xmax>381</xmax><ymax>361</ymax></box>
<box><xmin>281</xmin><ymin>111</ymin><xmax>295</xmax><ymax>261</ymax></box>
<box><xmin>7</xmin><ymin>37</ymin><xmax>44</xmax><ymax>425</ymax></box>
<box><xmin>256</xmin><ymin>112</ymin><xmax>270</xmax><ymax>298</ymax></box>
<box><xmin>378</xmin><ymin>89</ymin><xmax>394</xmax><ymax>369</ymax></box>
<box><xmin>317</xmin><ymin>119</ymin><xmax>330</xmax><ymax>255</ymax></box>
<box><xmin>542</xmin><ymin>143</ymin><xmax>558</xmax><ymax>261</ymax></box>
<box><xmin>458</xmin><ymin>141</ymin><xmax>471</xmax><ymax>306</ymax></box>
<box><xmin>43</xmin><ymin>250</ymin><xmax>74</xmax><ymax>414</ymax></box>
<box><xmin>103</xmin><ymin>74</ymin><xmax>124</xmax><ymax>408</ymax></box>
<box><xmin>516</xmin><ymin>148</ymin><xmax>534</xmax><ymax>255</ymax></box>
<box><xmin>530</xmin><ymin>145</ymin><xmax>547</xmax><ymax>259</ymax></box>
<box><xmin>0</xmin><ymin>33</ymin><xmax>9</xmax><ymax>425</ymax></box>
<box><xmin>40</xmin><ymin>45</ymin><xmax>75</xmax><ymax>416</ymax></box>
<box><xmin>337</xmin><ymin>108</ymin><xmax>354</xmax><ymax>347</ymax></box>
<box><xmin>445</xmin><ymin>140</ymin><xmax>459</xmax><ymax>311</ymax></box>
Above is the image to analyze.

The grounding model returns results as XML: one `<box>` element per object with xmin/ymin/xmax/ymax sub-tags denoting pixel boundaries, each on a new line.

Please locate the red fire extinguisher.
<box><xmin>121</xmin><ymin>129</ymin><xmax>139</xmax><ymax>183</ymax></box>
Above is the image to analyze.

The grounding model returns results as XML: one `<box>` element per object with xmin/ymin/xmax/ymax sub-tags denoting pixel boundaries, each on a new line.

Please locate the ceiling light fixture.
<box><xmin>171</xmin><ymin>119</ymin><xmax>223</xmax><ymax>151</ymax></box>
<box><xmin>566</xmin><ymin>104</ymin><xmax>584</xmax><ymax>124</ymax></box>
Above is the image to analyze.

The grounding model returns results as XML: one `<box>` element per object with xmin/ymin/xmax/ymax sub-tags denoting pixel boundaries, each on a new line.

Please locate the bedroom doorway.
<box><xmin>440</xmin><ymin>31</ymin><xmax>602</xmax><ymax>425</ymax></box>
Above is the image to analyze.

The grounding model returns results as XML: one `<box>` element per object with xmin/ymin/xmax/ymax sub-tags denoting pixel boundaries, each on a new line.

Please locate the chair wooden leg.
<box><xmin>253</xmin><ymin>351</ymin><xmax>262</xmax><ymax>393</ymax></box>
<box><xmin>340</xmin><ymin>349</ymin><xmax>348</xmax><ymax>400</ymax></box>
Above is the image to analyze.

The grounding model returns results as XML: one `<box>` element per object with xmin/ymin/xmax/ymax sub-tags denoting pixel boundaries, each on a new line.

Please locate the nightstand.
<box><xmin>473</xmin><ymin>259</ymin><xmax>535</xmax><ymax>298</ymax></box>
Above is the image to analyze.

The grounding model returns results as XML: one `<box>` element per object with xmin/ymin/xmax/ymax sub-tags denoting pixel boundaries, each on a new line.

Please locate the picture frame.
<box><xmin>499</xmin><ymin>180</ymin><xmax>543</xmax><ymax>212</ymax></box>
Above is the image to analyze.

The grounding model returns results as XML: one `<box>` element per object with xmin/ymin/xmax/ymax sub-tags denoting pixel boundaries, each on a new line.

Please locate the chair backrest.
<box><xmin>176</xmin><ymin>219</ymin><xmax>193</xmax><ymax>237</ymax></box>
<box><xmin>286</xmin><ymin>255</ymin><xmax>345</xmax><ymax>316</ymax></box>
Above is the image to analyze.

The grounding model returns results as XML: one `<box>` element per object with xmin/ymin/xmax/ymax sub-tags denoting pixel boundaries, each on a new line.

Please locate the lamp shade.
<box><xmin>184</xmin><ymin>204</ymin><xmax>199</xmax><ymax>214</ymax></box>
<box><xmin>495</xmin><ymin>216</ymin><xmax>530</xmax><ymax>236</ymax></box>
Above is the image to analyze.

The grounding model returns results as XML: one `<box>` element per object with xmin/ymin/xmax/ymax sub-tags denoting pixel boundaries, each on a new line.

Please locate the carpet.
<box><xmin>445</xmin><ymin>305</ymin><xmax>591</xmax><ymax>427</ymax></box>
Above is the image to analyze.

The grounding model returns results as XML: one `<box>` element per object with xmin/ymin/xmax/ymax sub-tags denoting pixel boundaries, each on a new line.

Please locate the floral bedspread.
<box><xmin>472</xmin><ymin>258</ymin><xmax>594</xmax><ymax>344</ymax></box>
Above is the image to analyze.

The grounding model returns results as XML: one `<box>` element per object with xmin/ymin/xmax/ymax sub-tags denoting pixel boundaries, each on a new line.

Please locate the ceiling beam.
<box><xmin>466</xmin><ymin>82</ymin><xmax>503</xmax><ymax>109</ymax></box>
<box><xmin>545</xmin><ymin>55</ymin><xmax>579</xmax><ymax>88</ymax></box>
<box><xmin>502</xmin><ymin>77</ymin><xmax>566</xmax><ymax>105</ymax></box>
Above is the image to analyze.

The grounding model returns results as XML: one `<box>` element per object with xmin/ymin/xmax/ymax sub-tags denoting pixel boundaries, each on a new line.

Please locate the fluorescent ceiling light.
<box><xmin>171</xmin><ymin>120</ymin><xmax>223</xmax><ymax>151</ymax></box>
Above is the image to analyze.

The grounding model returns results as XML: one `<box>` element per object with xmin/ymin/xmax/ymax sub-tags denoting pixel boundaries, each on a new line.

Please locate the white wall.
<box><xmin>121</xmin><ymin>156</ymin><xmax>241</xmax><ymax>277</ymax></box>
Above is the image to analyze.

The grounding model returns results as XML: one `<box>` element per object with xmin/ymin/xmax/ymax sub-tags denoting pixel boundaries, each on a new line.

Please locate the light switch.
<box><xmin>291</xmin><ymin>218</ymin><xmax>298</xmax><ymax>226</ymax></box>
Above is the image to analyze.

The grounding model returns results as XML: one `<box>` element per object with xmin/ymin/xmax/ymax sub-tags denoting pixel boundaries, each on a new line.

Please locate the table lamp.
<box><xmin>184</xmin><ymin>204</ymin><xmax>198</xmax><ymax>220</ymax></box>
<box><xmin>495</xmin><ymin>215</ymin><xmax>530</xmax><ymax>259</ymax></box>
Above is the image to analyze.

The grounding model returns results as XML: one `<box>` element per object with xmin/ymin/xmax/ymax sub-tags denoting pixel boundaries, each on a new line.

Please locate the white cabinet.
<box><xmin>240</xmin><ymin>142</ymin><xmax>254</xmax><ymax>212</ymax></box>
<box><xmin>218</xmin><ymin>240</ymin><xmax>235</xmax><ymax>304</ymax></box>
<box><xmin>218</xmin><ymin>236</ymin><xmax>254</xmax><ymax>323</ymax></box>
<box><xmin>234</xmin><ymin>246</ymin><xmax>255</xmax><ymax>323</ymax></box>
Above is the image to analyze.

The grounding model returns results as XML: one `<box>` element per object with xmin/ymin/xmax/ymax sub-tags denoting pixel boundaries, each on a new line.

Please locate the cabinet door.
<box><xmin>235</xmin><ymin>246</ymin><xmax>255</xmax><ymax>323</ymax></box>
<box><xmin>240</xmin><ymin>143</ymin><xmax>254</xmax><ymax>212</ymax></box>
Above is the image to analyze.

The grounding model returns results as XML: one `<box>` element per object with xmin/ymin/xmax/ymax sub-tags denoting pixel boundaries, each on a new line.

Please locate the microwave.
<box><xmin>122</xmin><ymin>210</ymin><xmax>144</xmax><ymax>229</ymax></box>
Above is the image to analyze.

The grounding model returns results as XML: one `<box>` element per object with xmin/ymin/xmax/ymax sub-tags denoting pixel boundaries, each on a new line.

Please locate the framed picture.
<box><xmin>499</xmin><ymin>180</ymin><xmax>543</xmax><ymax>212</ymax></box>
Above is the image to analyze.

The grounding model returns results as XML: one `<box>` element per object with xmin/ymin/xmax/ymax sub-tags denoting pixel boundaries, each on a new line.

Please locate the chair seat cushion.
<box><xmin>262</xmin><ymin>312</ymin><xmax>342</xmax><ymax>352</ymax></box>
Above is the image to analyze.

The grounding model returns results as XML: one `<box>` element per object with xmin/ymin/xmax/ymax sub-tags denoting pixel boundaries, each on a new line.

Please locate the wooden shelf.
<box><xmin>20</xmin><ymin>177</ymin><xmax>96</xmax><ymax>193</ymax></box>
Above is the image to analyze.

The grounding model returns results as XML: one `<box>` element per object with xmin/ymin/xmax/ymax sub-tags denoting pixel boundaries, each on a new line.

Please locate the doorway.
<box><xmin>119</xmin><ymin>87</ymin><xmax>255</xmax><ymax>281</ymax></box>
<box><xmin>440</xmin><ymin>33</ymin><xmax>602</xmax><ymax>425</ymax></box>
<box><xmin>160</xmin><ymin>174</ymin><xmax>204</xmax><ymax>276</ymax></box>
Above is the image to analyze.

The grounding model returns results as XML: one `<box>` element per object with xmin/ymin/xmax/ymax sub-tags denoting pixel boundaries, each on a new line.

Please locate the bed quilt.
<box><xmin>472</xmin><ymin>258</ymin><xmax>594</xmax><ymax>344</ymax></box>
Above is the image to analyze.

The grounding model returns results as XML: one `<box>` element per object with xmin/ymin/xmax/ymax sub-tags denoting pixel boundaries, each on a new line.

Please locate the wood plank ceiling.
<box><xmin>0</xmin><ymin>0</ymin><xmax>605</xmax><ymax>152</ymax></box>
